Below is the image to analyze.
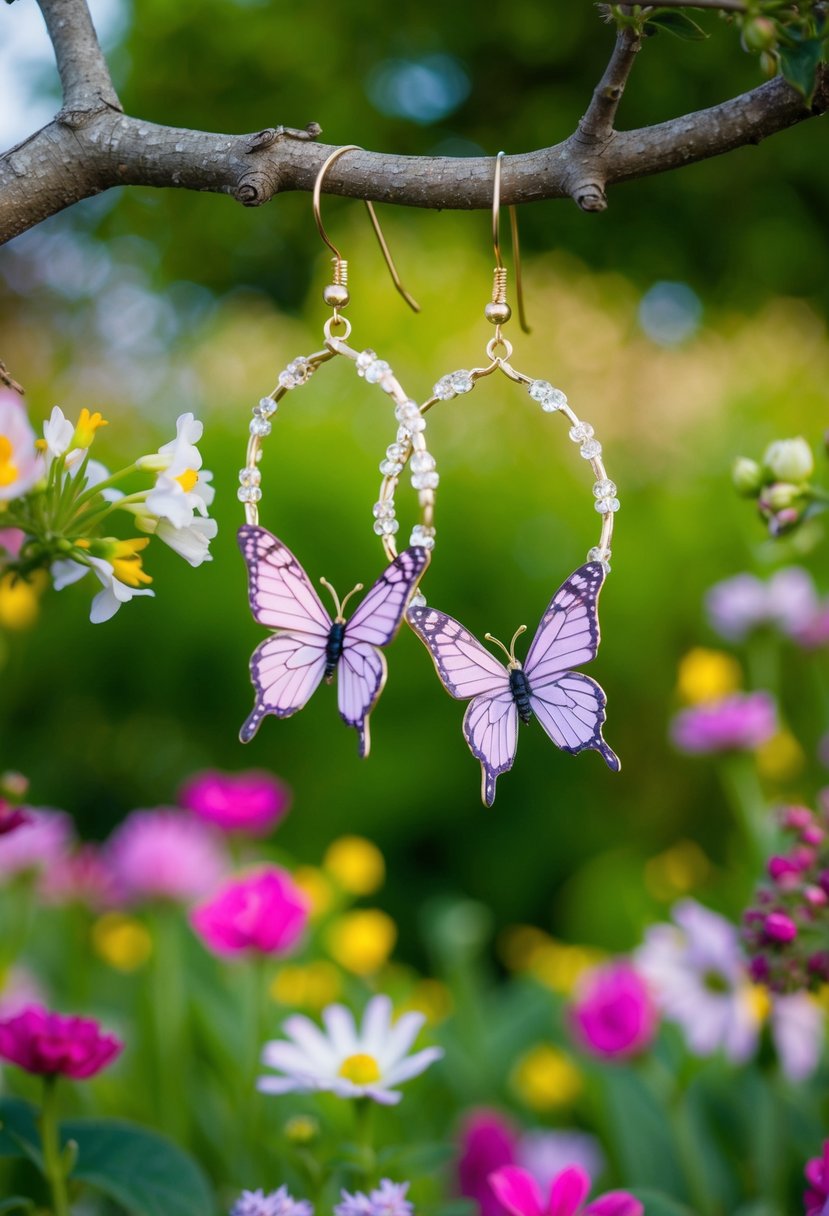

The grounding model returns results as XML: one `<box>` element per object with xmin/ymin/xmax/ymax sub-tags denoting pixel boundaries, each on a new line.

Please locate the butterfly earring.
<box><xmin>237</xmin><ymin>146</ymin><xmax>438</xmax><ymax>757</ymax></box>
<box><xmin>399</xmin><ymin>152</ymin><xmax>620</xmax><ymax>805</ymax></box>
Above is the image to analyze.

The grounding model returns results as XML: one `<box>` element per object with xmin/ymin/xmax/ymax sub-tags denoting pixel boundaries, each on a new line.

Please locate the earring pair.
<box><xmin>237</xmin><ymin>147</ymin><xmax>619</xmax><ymax>804</ymax></box>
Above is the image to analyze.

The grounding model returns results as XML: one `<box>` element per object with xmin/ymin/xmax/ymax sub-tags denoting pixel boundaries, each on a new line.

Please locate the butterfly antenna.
<box><xmin>319</xmin><ymin>577</ymin><xmax>343</xmax><ymax>620</ymax></box>
<box><xmin>509</xmin><ymin>625</ymin><xmax>528</xmax><ymax>665</ymax></box>
<box><xmin>339</xmin><ymin>582</ymin><xmax>365</xmax><ymax>617</ymax></box>
<box><xmin>484</xmin><ymin>632</ymin><xmax>513</xmax><ymax>665</ymax></box>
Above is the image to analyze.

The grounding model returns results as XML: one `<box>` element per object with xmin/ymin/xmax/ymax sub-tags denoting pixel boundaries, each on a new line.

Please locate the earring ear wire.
<box><xmin>313</xmin><ymin>145</ymin><xmax>420</xmax><ymax>315</ymax></box>
<box><xmin>488</xmin><ymin>150</ymin><xmax>530</xmax><ymax>335</ymax></box>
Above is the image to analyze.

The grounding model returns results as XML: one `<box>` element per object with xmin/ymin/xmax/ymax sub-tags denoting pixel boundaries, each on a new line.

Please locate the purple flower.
<box><xmin>0</xmin><ymin>802</ymin><xmax>29</xmax><ymax>837</ymax></box>
<box><xmin>569</xmin><ymin>961</ymin><xmax>657</xmax><ymax>1060</ymax></box>
<box><xmin>705</xmin><ymin>568</ymin><xmax>818</xmax><ymax>642</ymax></box>
<box><xmin>179</xmin><ymin>769</ymin><xmax>291</xmax><ymax>837</ymax></box>
<box><xmin>230</xmin><ymin>1187</ymin><xmax>313</xmax><ymax>1216</ymax></box>
<box><xmin>804</xmin><ymin>1141</ymin><xmax>829</xmax><ymax>1216</ymax></box>
<box><xmin>0</xmin><ymin>808</ymin><xmax>73</xmax><ymax>881</ymax></box>
<box><xmin>105</xmin><ymin>809</ymin><xmax>227</xmax><ymax>905</ymax></box>
<box><xmin>335</xmin><ymin>1182</ymin><xmax>412</xmax><ymax>1216</ymax></box>
<box><xmin>670</xmin><ymin>691</ymin><xmax>777</xmax><ymax>754</ymax></box>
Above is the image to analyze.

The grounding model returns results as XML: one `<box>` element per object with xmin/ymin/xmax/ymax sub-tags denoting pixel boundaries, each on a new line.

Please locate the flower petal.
<box><xmin>383</xmin><ymin>1046</ymin><xmax>443</xmax><ymax>1086</ymax></box>
<box><xmin>360</xmin><ymin>994</ymin><xmax>393</xmax><ymax>1052</ymax></box>
<box><xmin>489</xmin><ymin>1166</ymin><xmax>546</xmax><ymax>1216</ymax></box>
<box><xmin>283</xmin><ymin>1014</ymin><xmax>339</xmax><ymax>1068</ymax></box>
<box><xmin>256</xmin><ymin>1076</ymin><xmax>303</xmax><ymax>1095</ymax></box>
<box><xmin>323</xmin><ymin>1004</ymin><xmax>359</xmax><ymax>1057</ymax></box>
<box><xmin>548</xmin><ymin>1167</ymin><xmax>591</xmax><ymax>1216</ymax></box>
<box><xmin>378</xmin><ymin>1009</ymin><xmax>426</xmax><ymax>1066</ymax></box>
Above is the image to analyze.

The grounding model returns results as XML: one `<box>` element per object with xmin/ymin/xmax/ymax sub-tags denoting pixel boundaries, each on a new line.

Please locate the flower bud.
<box><xmin>760</xmin><ymin>482</ymin><xmax>803</xmax><ymax>512</ymax></box>
<box><xmin>732</xmin><ymin>456</ymin><xmax>764</xmax><ymax>496</ymax></box>
<box><xmin>741</xmin><ymin>16</ymin><xmax>777</xmax><ymax>52</ymax></box>
<box><xmin>284</xmin><ymin>1115</ymin><xmax>320</xmax><ymax>1145</ymax></box>
<box><xmin>764</xmin><ymin>911</ymin><xmax>798</xmax><ymax>943</ymax></box>
<box><xmin>763</xmin><ymin>437</ymin><xmax>814</xmax><ymax>482</ymax></box>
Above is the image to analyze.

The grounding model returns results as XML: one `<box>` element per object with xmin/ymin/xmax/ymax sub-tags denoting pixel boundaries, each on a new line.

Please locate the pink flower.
<box><xmin>804</xmin><ymin>1140</ymin><xmax>829</xmax><ymax>1216</ymax></box>
<box><xmin>459</xmin><ymin>1110</ymin><xmax>518</xmax><ymax>1216</ymax></box>
<box><xmin>489</xmin><ymin>1166</ymin><xmax>642</xmax><ymax>1216</ymax></box>
<box><xmin>0</xmin><ymin>1004</ymin><xmax>123</xmax><ymax>1079</ymax></box>
<box><xmin>106</xmin><ymin>809</ymin><xmax>227</xmax><ymax>905</ymax></box>
<box><xmin>179</xmin><ymin>769</ymin><xmax>291</xmax><ymax>837</ymax></box>
<box><xmin>670</xmin><ymin>692</ymin><xmax>777</xmax><ymax>754</ymax></box>
<box><xmin>706</xmin><ymin>568</ymin><xmax>818</xmax><ymax>642</ymax></box>
<box><xmin>0</xmin><ymin>529</ymin><xmax>24</xmax><ymax>562</ymax></box>
<box><xmin>0</xmin><ymin>801</ymin><xmax>29</xmax><ymax>837</ymax></box>
<box><xmin>191</xmin><ymin>866</ymin><xmax>309</xmax><ymax>958</ymax></box>
<box><xmin>0</xmin><ymin>392</ymin><xmax>43</xmax><ymax>501</ymax></box>
<box><xmin>569</xmin><ymin>961</ymin><xmax>657</xmax><ymax>1061</ymax></box>
<box><xmin>42</xmin><ymin>844</ymin><xmax>116</xmax><ymax>910</ymax></box>
<box><xmin>0</xmin><ymin>808</ymin><xmax>73</xmax><ymax>880</ymax></box>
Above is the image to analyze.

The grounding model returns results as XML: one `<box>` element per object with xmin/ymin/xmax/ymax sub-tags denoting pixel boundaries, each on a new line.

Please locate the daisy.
<box><xmin>258</xmin><ymin>993</ymin><xmax>443</xmax><ymax>1105</ymax></box>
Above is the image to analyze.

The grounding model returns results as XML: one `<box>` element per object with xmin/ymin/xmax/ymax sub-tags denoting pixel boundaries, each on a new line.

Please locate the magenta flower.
<box><xmin>489</xmin><ymin>1166</ymin><xmax>642</xmax><ymax>1216</ymax></box>
<box><xmin>106</xmin><ymin>809</ymin><xmax>227</xmax><ymax>905</ymax></box>
<box><xmin>569</xmin><ymin>961</ymin><xmax>657</xmax><ymax>1061</ymax></box>
<box><xmin>0</xmin><ymin>528</ymin><xmax>24</xmax><ymax>561</ymax></box>
<box><xmin>805</xmin><ymin>1141</ymin><xmax>829</xmax><ymax>1216</ymax></box>
<box><xmin>191</xmin><ymin>866</ymin><xmax>309</xmax><ymax>958</ymax></box>
<box><xmin>459</xmin><ymin>1110</ymin><xmax>519</xmax><ymax>1216</ymax></box>
<box><xmin>179</xmin><ymin>768</ymin><xmax>291</xmax><ymax>836</ymax></box>
<box><xmin>0</xmin><ymin>801</ymin><xmax>29</xmax><ymax>837</ymax></box>
<box><xmin>0</xmin><ymin>1004</ymin><xmax>123</xmax><ymax>1079</ymax></box>
<box><xmin>0</xmin><ymin>808</ymin><xmax>73</xmax><ymax>881</ymax></box>
<box><xmin>670</xmin><ymin>691</ymin><xmax>777</xmax><ymax>754</ymax></box>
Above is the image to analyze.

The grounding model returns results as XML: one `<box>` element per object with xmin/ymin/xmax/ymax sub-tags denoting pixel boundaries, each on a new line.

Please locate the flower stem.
<box><xmin>719</xmin><ymin>753</ymin><xmax>772</xmax><ymax>869</ymax></box>
<box><xmin>39</xmin><ymin>1077</ymin><xmax>69</xmax><ymax>1216</ymax></box>
<box><xmin>353</xmin><ymin>1098</ymin><xmax>375</xmax><ymax>1190</ymax></box>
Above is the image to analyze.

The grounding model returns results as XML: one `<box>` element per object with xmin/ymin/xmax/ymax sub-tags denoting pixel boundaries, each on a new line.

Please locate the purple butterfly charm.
<box><xmin>238</xmin><ymin>525</ymin><xmax>429</xmax><ymax>756</ymax></box>
<box><xmin>408</xmin><ymin>562</ymin><xmax>620</xmax><ymax>806</ymax></box>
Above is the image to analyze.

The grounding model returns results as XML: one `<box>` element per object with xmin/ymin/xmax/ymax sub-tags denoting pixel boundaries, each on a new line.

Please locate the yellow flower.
<box><xmin>498</xmin><ymin>924</ymin><xmax>551</xmax><ymax>971</ymax></box>
<box><xmin>326</xmin><ymin>909</ymin><xmax>397</xmax><ymax>976</ymax></box>
<box><xmin>401</xmin><ymin>978</ymin><xmax>454</xmax><ymax>1025</ymax></box>
<box><xmin>284</xmin><ymin>1115</ymin><xmax>320</xmax><ymax>1145</ymax></box>
<box><xmin>323</xmin><ymin>836</ymin><xmax>385</xmax><ymax>895</ymax></box>
<box><xmin>676</xmin><ymin>648</ymin><xmax>742</xmax><ymax>705</ymax></box>
<box><xmin>529</xmin><ymin>942</ymin><xmax>605</xmax><ymax>995</ymax></box>
<box><xmin>292</xmin><ymin>866</ymin><xmax>334</xmax><ymax>920</ymax></box>
<box><xmin>644</xmin><ymin>840</ymin><xmax>711</xmax><ymax>901</ymax></box>
<box><xmin>271</xmin><ymin>961</ymin><xmax>341</xmax><ymax>1009</ymax></box>
<box><xmin>0</xmin><ymin>435</ymin><xmax>18</xmax><ymax>488</ymax></box>
<box><xmin>109</xmin><ymin>538</ymin><xmax>153</xmax><ymax>588</ymax></box>
<box><xmin>756</xmin><ymin>729</ymin><xmax>805</xmax><ymax>782</ymax></box>
<box><xmin>73</xmin><ymin>408</ymin><xmax>108</xmax><ymax>449</ymax></box>
<box><xmin>92</xmin><ymin>913</ymin><xmax>152</xmax><ymax>972</ymax></box>
<box><xmin>0</xmin><ymin>570</ymin><xmax>47</xmax><ymax>630</ymax></box>
<box><xmin>511</xmin><ymin>1044</ymin><xmax>582</xmax><ymax>1112</ymax></box>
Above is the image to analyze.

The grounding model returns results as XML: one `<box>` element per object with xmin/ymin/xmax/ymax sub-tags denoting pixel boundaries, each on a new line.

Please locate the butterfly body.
<box><xmin>408</xmin><ymin>562</ymin><xmax>620</xmax><ymax>805</ymax></box>
<box><xmin>324</xmin><ymin>620</ymin><xmax>347</xmax><ymax>682</ymax></box>
<box><xmin>508</xmin><ymin>665</ymin><xmax>534</xmax><ymax>724</ymax></box>
<box><xmin>238</xmin><ymin>525</ymin><xmax>428</xmax><ymax>756</ymax></box>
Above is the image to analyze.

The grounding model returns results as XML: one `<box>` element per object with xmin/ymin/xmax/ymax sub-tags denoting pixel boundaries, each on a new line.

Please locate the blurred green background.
<box><xmin>2</xmin><ymin>0</ymin><xmax>828</xmax><ymax>962</ymax></box>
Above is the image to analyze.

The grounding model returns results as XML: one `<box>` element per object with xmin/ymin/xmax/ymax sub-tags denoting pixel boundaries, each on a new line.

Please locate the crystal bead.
<box><xmin>372</xmin><ymin>519</ymin><xmax>386</xmax><ymax>535</ymax></box>
<box><xmin>386</xmin><ymin>443</ymin><xmax>406</xmax><ymax>462</ymax></box>
<box><xmin>287</xmin><ymin>357</ymin><xmax>308</xmax><ymax>378</ymax></box>
<box><xmin>593</xmin><ymin>478</ymin><xmax>617</xmax><ymax>498</ymax></box>
<box><xmin>587</xmin><ymin>546</ymin><xmax>611</xmax><ymax>572</ymax></box>
<box><xmin>395</xmin><ymin>400</ymin><xmax>421</xmax><ymax>423</ymax></box>
<box><xmin>372</xmin><ymin>501</ymin><xmax>395</xmax><ymax>519</ymax></box>
<box><xmin>529</xmin><ymin>379</ymin><xmax>553</xmax><ymax>402</ymax></box>
<box><xmin>356</xmin><ymin>349</ymin><xmax>376</xmax><ymax>372</ymax></box>
<box><xmin>409</xmin><ymin>592</ymin><xmax>427</xmax><ymax>609</ymax></box>
<box><xmin>237</xmin><ymin>485</ymin><xmax>262</xmax><ymax>503</ymax></box>
<box><xmin>410</xmin><ymin>450</ymin><xmax>436</xmax><ymax>475</ymax></box>
<box><xmin>256</xmin><ymin>396</ymin><xmax>277</xmax><ymax>416</ymax></box>
<box><xmin>451</xmin><ymin>370</ymin><xmax>474</xmax><ymax>394</ymax></box>
<box><xmin>580</xmin><ymin>439</ymin><xmax>602</xmax><ymax>460</ymax></box>
<box><xmin>595</xmin><ymin>497</ymin><xmax>620</xmax><ymax>514</ymax></box>
<box><xmin>365</xmin><ymin>359</ymin><xmax>391</xmax><ymax>384</ymax></box>
<box><xmin>379</xmin><ymin>459</ymin><xmax>403</xmax><ymax>477</ymax></box>
<box><xmin>408</xmin><ymin>414</ymin><xmax>426</xmax><ymax>433</ymax></box>
<box><xmin>396</xmin><ymin>425</ymin><xmax>412</xmax><ymax>443</ymax></box>
<box><xmin>569</xmin><ymin>421</ymin><xmax>594</xmax><ymax>443</ymax></box>
<box><xmin>379</xmin><ymin>518</ymin><xmax>399</xmax><ymax>535</ymax></box>
<box><xmin>250</xmin><ymin>417</ymin><xmax>272</xmax><ymax>438</ymax></box>
<box><xmin>278</xmin><ymin>370</ymin><xmax>298</xmax><ymax>390</ymax></box>
<box><xmin>433</xmin><ymin>376</ymin><xmax>455</xmax><ymax>401</ymax></box>
<box><xmin>412</xmin><ymin>470</ymin><xmax>440</xmax><ymax>491</ymax></box>
<box><xmin>410</xmin><ymin>524</ymin><xmax>436</xmax><ymax>551</ymax></box>
<box><xmin>529</xmin><ymin>381</ymin><xmax>567</xmax><ymax>412</ymax></box>
<box><xmin>239</xmin><ymin>467</ymin><xmax>261</xmax><ymax>486</ymax></box>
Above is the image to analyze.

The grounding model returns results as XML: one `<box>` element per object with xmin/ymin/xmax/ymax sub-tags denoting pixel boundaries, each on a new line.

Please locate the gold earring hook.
<box><xmin>313</xmin><ymin>145</ymin><xmax>420</xmax><ymax>314</ymax></box>
<box><xmin>489</xmin><ymin>150</ymin><xmax>530</xmax><ymax>334</ymax></box>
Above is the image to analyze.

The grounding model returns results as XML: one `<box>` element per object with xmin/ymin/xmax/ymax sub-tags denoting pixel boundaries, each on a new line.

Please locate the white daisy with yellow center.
<box><xmin>258</xmin><ymin>994</ymin><xmax>443</xmax><ymax>1105</ymax></box>
<box><xmin>140</xmin><ymin>412</ymin><xmax>215</xmax><ymax>529</ymax></box>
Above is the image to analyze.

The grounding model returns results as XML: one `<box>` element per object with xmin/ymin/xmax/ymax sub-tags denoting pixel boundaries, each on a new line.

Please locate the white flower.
<box><xmin>145</xmin><ymin>467</ymin><xmax>214</xmax><ymax>529</ymax></box>
<box><xmin>51</xmin><ymin>555</ymin><xmax>154</xmax><ymax>623</ymax></box>
<box><xmin>258</xmin><ymin>994</ymin><xmax>443</xmax><ymax>1106</ymax></box>
<box><xmin>43</xmin><ymin>406</ymin><xmax>75</xmax><ymax>460</ymax></box>
<box><xmin>635</xmin><ymin>899</ymin><xmax>760</xmax><ymax>1063</ymax></box>
<box><xmin>137</xmin><ymin>412</ymin><xmax>203</xmax><ymax>474</ymax></box>
<box><xmin>763</xmin><ymin>436</ymin><xmax>814</xmax><ymax>482</ymax></box>
<box><xmin>771</xmin><ymin>991</ymin><xmax>823</xmax><ymax>1082</ymax></box>
<box><xmin>155</xmin><ymin>516</ymin><xmax>217</xmax><ymax>566</ymax></box>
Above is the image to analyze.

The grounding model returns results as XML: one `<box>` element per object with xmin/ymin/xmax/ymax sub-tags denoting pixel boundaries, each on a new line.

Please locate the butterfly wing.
<box><xmin>407</xmin><ymin>605</ymin><xmax>511</xmax><ymax>699</ymax></box>
<box><xmin>408</xmin><ymin>604</ymin><xmax>517</xmax><ymax>804</ymax></box>
<box><xmin>346</xmin><ymin>546</ymin><xmax>430</xmax><ymax>646</ymax></box>
<box><xmin>463</xmin><ymin>691</ymin><xmax>520</xmax><ymax>807</ymax></box>
<box><xmin>240</xmin><ymin>632</ymin><xmax>327</xmax><ymax>742</ymax></box>
<box><xmin>524</xmin><ymin>562</ymin><xmax>605</xmax><ymax>684</ymax></box>
<box><xmin>337</xmin><ymin>642</ymin><xmax>387</xmax><ymax>759</ymax></box>
<box><xmin>529</xmin><ymin>672</ymin><xmax>620</xmax><ymax>770</ymax></box>
<box><xmin>238</xmin><ymin>524</ymin><xmax>332</xmax><ymax>637</ymax></box>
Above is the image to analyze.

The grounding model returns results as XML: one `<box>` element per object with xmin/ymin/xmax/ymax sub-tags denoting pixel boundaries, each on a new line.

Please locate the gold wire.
<box><xmin>312</xmin><ymin>145</ymin><xmax>420</xmax><ymax>313</ymax></box>
<box><xmin>492</xmin><ymin>150</ymin><xmax>530</xmax><ymax>334</ymax></box>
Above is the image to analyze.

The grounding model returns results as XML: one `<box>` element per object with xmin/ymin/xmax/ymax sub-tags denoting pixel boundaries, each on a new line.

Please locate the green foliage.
<box><xmin>643</xmin><ymin>11</ymin><xmax>709</xmax><ymax>42</ymax></box>
<box><xmin>779</xmin><ymin>32</ymin><xmax>825</xmax><ymax>101</ymax></box>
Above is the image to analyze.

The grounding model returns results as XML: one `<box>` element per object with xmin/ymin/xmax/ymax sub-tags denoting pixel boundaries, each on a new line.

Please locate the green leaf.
<box><xmin>64</xmin><ymin>1119</ymin><xmax>214</xmax><ymax>1216</ymax></box>
<box><xmin>600</xmin><ymin>1069</ymin><xmax>687</xmax><ymax>1197</ymax></box>
<box><xmin>629</xmin><ymin>1193</ymin><xmax>696</xmax><ymax>1216</ymax></box>
<box><xmin>644</xmin><ymin>10</ymin><xmax>708</xmax><ymax>40</ymax></box>
<box><xmin>430</xmin><ymin>1203</ymin><xmax>476</xmax><ymax>1216</ymax></box>
<box><xmin>779</xmin><ymin>36</ymin><xmax>824</xmax><ymax>103</ymax></box>
<box><xmin>0</xmin><ymin>1098</ymin><xmax>43</xmax><ymax>1169</ymax></box>
<box><xmin>0</xmin><ymin>1201</ymin><xmax>36</xmax><ymax>1215</ymax></box>
<box><xmin>377</xmin><ymin>1141</ymin><xmax>456</xmax><ymax>1173</ymax></box>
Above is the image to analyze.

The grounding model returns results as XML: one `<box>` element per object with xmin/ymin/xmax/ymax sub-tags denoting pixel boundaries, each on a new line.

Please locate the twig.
<box><xmin>0</xmin><ymin>360</ymin><xmax>25</xmax><ymax>396</ymax></box>
<box><xmin>37</xmin><ymin>0</ymin><xmax>121</xmax><ymax>121</ymax></box>
<box><xmin>578</xmin><ymin>24</ymin><xmax>643</xmax><ymax>144</ymax></box>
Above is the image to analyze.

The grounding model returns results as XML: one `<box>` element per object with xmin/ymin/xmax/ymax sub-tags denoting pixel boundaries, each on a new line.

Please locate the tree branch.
<box><xmin>37</xmin><ymin>0</ymin><xmax>121</xmax><ymax>122</ymax></box>
<box><xmin>1</xmin><ymin>0</ymin><xmax>827</xmax><ymax>244</ymax></box>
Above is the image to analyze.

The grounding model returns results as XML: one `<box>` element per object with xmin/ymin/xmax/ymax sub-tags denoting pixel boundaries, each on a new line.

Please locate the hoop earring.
<box><xmin>400</xmin><ymin>152</ymin><xmax>620</xmax><ymax>806</ymax></box>
<box><xmin>236</xmin><ymin>146</ymin><xmax>435</xmax><ymax>757</ymax></box>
